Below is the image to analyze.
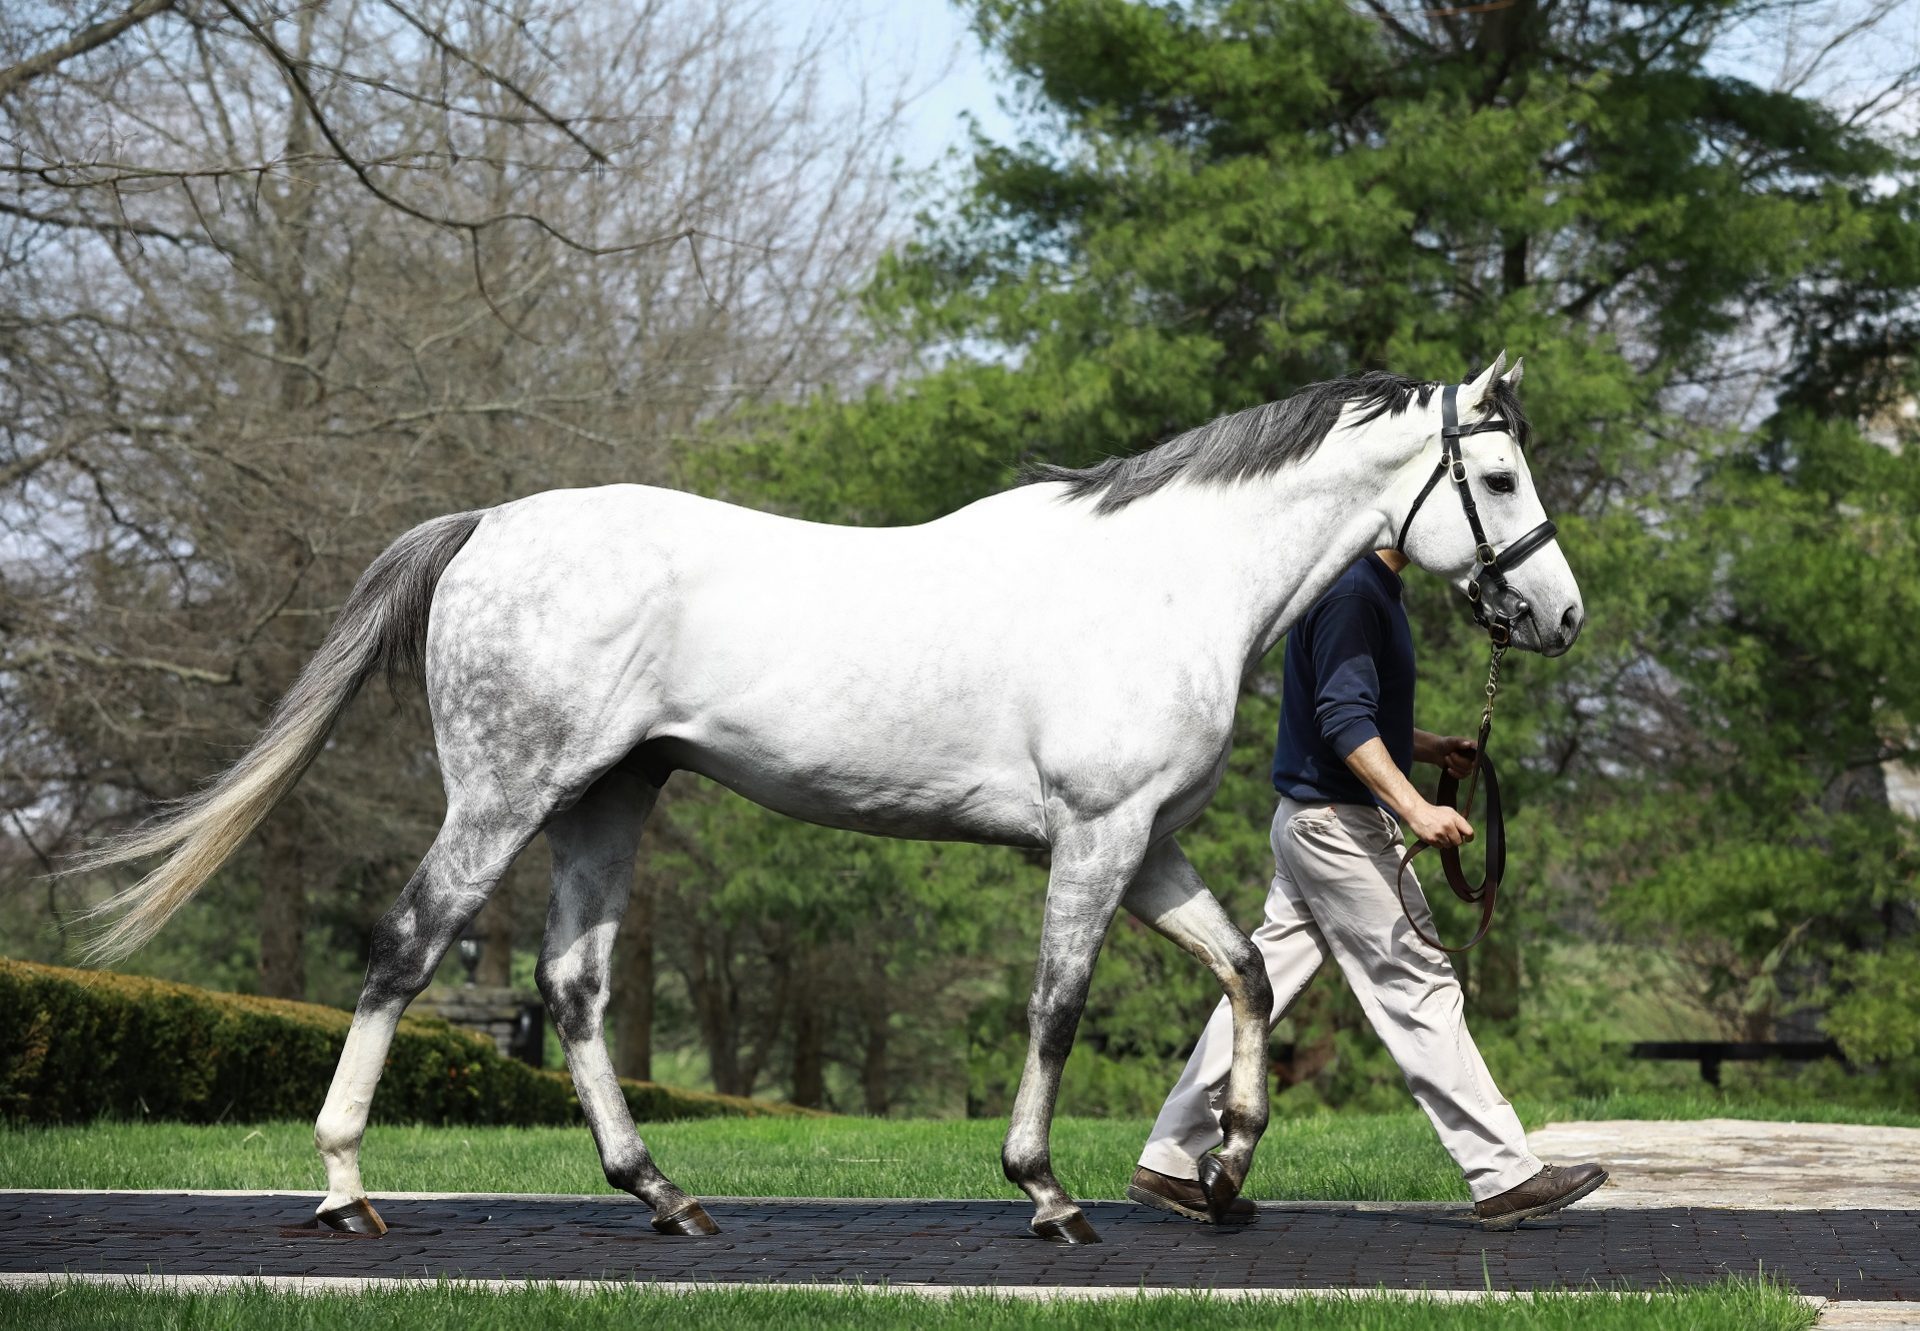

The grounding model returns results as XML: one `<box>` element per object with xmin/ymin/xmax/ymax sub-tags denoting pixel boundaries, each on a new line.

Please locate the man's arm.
<box><xmin>1344</xmin><ymin>737</ymin><xmax>1475</xmax><ymax>848</ymax></box>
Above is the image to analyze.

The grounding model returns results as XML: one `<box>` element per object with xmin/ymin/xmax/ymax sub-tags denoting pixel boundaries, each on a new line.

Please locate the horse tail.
<box><xmin>76</xmin><ymin>510</ymin><xmax>486</xmax><ymax>963</ymax></box>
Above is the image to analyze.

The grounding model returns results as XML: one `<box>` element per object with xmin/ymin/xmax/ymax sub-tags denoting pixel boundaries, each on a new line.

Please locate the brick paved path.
<box><xmin>1</xmin><ymin>1193</ymin><xmax>1913</xmax><ymax>1298</ymax></box>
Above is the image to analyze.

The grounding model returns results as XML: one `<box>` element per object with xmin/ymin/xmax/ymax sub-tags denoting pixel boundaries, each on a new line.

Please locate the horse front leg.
<box><xmin>1123</xmin><ymin>836</ymin><xmax>1273</xmax><ymax>1221</ymax></box>
<box><xmin>1002</xmin><ymin>816</ymin><xmax>1149</xmax><ymax>1244</ymax></box>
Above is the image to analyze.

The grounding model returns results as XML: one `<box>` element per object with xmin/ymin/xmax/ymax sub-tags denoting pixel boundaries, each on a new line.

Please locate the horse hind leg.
<box><xmin>312</xmin><ymin>789</ymin><xmax>543</xmax><ymax>1231</ymax></box>
<box><xmin>537</xmin><ymin>768</ymin><xmax>715</xmax><ymax>1235</ymax></box>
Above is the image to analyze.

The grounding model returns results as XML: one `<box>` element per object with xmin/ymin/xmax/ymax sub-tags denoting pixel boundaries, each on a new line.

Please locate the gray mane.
<box><xmin>1020</xmin><ymin>370</ymin><xmax>1529</xmax><ymax>515</ymax></box>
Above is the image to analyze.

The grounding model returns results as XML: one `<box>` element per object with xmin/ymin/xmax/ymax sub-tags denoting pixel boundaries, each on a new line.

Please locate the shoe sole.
<box><xmin>1126</xmin><ymin>1184</ymin><xmax>1259</xmax><ymax>1224</ymax></box>
<box><xmin>1475</xmin><ymin>1169</ymin><xmax>1609</xmax><ymax>1231</ymax></box>
<box><xmin>1127</xmin><ymin>1183</ymin><xmax>1211</xmax><ymax>1223</ymax></box>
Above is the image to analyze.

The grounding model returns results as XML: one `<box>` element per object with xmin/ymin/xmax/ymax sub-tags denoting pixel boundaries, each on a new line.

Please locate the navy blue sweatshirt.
<box><xmin>1271</xmin><ymin>553</ymin><xmax>1415</xmax><ymax>808</ymax></box>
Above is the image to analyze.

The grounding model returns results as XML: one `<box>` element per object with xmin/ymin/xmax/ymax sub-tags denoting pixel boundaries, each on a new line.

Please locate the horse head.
<box><xmin>1394</xmin><ymin>353</ymin><xmax>1584</xmax><ymax>657</ymax></box>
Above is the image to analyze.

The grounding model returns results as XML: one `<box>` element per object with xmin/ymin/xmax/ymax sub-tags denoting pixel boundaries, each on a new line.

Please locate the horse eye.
<box><xmin>1486</xmin><ymin>472</ymin><xmax>1517</xmax><ymax>495</ymax></box>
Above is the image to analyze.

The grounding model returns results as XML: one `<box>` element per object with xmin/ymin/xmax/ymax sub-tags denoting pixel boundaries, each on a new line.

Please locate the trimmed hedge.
<box><xmin>0</xmin><ymin>959</ymin><xmax>810</xmax><ymax>1127</ymax></box>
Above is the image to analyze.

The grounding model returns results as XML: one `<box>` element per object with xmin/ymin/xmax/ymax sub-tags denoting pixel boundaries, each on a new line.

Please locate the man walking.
<box><xmin>1129</xmin><ymin>549</ymin><xmax>1606</xmax><ymax>1229</ymax></box>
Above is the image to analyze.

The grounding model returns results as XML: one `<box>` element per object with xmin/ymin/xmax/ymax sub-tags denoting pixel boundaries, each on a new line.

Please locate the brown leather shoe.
<box><xmin>1473</xmin><ymin>1162</ymin><xmax>1608</xmax><ymax>1230</ymax></box>
<box><xmin>1127</xmin><ymin>1165</ymin><xmax>1258</xmax><ymax>1223</ymax></box>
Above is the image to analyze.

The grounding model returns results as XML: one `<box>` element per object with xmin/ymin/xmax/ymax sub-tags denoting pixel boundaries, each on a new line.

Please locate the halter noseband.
<box><xmin>1394</xmin><ymin>382</ymin><xmax>1558</xmax><ymax>647</ymax></box>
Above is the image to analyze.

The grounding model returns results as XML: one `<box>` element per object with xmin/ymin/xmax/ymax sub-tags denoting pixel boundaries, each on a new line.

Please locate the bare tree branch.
<box><xmin>213</xmin><ymin>0</ymin><xmax>712</xmax><ymax>259</ymax></box>
<box><xmin>0</xmin><ymin>0</ymin><xmax>179</xmax><ymax>100</ymax></box>
<box><xmin>3</xmin><ymin>642</ymin><xmax>237</xmax><ymax>686</ymax></box>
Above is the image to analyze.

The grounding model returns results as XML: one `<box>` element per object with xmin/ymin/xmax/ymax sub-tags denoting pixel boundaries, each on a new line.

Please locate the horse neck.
<box><xmin>1116</xmin><ymin>420</ymin><xmax>1419</xmax><ymax>670</ymax></box>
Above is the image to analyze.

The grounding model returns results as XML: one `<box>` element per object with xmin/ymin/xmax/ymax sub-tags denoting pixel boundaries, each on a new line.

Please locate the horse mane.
<box><xmin>1021</xmin><ymin>370</ymin><xmax>1530</xmax><ymax>515</ymax></box>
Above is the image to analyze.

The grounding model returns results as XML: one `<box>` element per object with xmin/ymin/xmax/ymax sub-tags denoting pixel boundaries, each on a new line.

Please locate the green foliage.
<box><xmin>0</xmin><ymin>960</ymin><xmax>806</xmax><ymax>1127</ymax></box>
<box><xmin>1827</xmin><ymin>944</ymin><xmax>1920</xmax><ymax>1063</ymax></box>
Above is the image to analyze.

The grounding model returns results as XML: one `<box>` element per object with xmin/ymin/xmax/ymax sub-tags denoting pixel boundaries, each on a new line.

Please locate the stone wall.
<box><xmin>414</xmin><ymin>984</ymin><xmax>544</xmax><ymax>1065</ymax></box>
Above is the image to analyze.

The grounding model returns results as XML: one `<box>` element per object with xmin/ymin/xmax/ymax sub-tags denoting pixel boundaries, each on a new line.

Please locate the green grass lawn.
<box><xmin>5</xmin><ymin>1091</ymin><xmax>1913</xmax><ymax>1199</ymax></box>
<box><xmin>0</xmin><ymin>1112</ymin><xmax>1464</xmax><ymax>1199</ymax></box>
<box><xmin>0</xmin><ymin>1281</ymin><xmax>1818</xmax><ymax>1331</ymax></box>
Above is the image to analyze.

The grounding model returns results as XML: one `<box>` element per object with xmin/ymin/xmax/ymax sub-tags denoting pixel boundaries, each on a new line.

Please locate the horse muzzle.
<box><xmin>1478</xmin><ymin>593</ymin><xmax>1581</xmax><ymax>656</ymax></box>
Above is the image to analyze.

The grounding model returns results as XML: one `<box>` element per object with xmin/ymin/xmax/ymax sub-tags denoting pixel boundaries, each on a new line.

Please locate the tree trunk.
<box><xmin>474</xmin><ymin>888</ymin><xmax>514</xmax><ymax>987</ymax></box>
<box><xmin>861</xmin><ymin>1001</ymin><xmax>890</xmax><ymax>1117</ymax></box>
<box><xmin>686</xmin><ymin>926</ymin><xmax>743</xmax><ymax>1095</ymax></box>
<box><xmin>268</xmin><ymin>3</ymin><xmax>317</xmax><ymax>413</ymax></box>
<box><xmin>256</xmin><ymin>813</ymin><xmax>307</xmax><ymax>1000</ymax></box>
<box><xmin>253</xmin><ymin>1</ymin><xmax>320</xmax><ymax>1005</ymax></box>
<box><xmin>790</xmin><ymin>980</ymin><xmax>825</xmax><ymax>1109</ymax></box>
<box><xmin>1474</xmin><ymin>930</ymin><xmax>1522</xmax><ymax>1025</ymax></box>
<box><xmin>611</xmin><ymin>863</ymin><xmax>655</xmax><ymax>1081</ymax></box>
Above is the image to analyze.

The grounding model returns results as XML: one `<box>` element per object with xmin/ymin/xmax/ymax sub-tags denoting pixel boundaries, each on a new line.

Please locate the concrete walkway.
<box><xmin>1527</xmin><ymin>1118</ymin><xmax>1920</xmax><ymax>1210</ymax></box>
<box><xmin>1816</xmin><ymin>1305</ymin><xmax>1920</xmax><ymax>1330</ymax></box>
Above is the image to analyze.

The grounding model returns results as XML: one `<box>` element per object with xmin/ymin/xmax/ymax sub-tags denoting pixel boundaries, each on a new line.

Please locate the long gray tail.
<box><xmin>76</xmin><ymin>510</ymin><xmax>485</xmax><ymax>962</ymax></box>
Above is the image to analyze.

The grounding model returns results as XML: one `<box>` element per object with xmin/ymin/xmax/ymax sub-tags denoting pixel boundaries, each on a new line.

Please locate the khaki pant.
<box><xmin>1138</xmin><ymin>797</ymin><xmax>1541</xmax><ymax>1202</ymax></box>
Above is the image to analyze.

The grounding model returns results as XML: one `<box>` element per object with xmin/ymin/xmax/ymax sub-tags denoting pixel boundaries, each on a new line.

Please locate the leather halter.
<box><xmin>1394</xmin><ymin>382</ymin><xmax>1558</xmax><ymax>648</ymax></box>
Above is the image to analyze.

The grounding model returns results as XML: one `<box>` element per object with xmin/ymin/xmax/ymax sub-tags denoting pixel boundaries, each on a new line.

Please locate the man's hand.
<box><xmin>1433</xmin><ymin>736</ymin><xmax>1479</xmax><ymax>780</ymax></box>
<box><xmin>1343</xmin><ymin>737</ymin><xmax>1477</xmax><ymax>846</ymax></box>
<box><xmin>1413</xmin><ymin>728</ymin><xmax>1480</xmax><ymax>776</ymax></box>
<box><xmin>1408</xmin><ymin>801</ymin><xmax>1474</xmax><ymax>848</ymax></box>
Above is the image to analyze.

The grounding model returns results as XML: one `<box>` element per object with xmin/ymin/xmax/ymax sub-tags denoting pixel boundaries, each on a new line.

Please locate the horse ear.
<box><xmin>1502</xmin><ymin>356</ymin><xmax>1524</xmax><ymax>388</ymax></box>
<box><xmin>1463</xmin><ymin>351</ymin><xmax>1506</xmax><ymax>411</ymax></box>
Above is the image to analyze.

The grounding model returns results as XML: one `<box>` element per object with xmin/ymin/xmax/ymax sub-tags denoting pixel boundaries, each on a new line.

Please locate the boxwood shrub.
<box><xmin>0</xmin><ymin>959</ymin><xmax>806</xmax><ymax>1126</ymax></box>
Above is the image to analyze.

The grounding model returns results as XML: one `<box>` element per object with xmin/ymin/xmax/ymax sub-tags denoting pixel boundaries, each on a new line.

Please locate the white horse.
<box><xmin>82</xmin><ymin>353</ymin><xmax>1582</xmax><ymax>1244</ymax></box>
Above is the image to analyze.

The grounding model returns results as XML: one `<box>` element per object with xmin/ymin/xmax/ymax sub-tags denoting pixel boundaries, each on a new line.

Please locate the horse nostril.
<box><xmin>1560</xmin><ymin>604</ymin><xmax>1585</xmax><ymax>640</ymax></box>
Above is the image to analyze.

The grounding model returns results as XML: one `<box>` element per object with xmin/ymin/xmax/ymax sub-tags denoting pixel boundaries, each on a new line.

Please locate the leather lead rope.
<box><xmin>1397</xmin><ymin>642</ymin><xmax>1508</xmax><ymax>953</ymax></box>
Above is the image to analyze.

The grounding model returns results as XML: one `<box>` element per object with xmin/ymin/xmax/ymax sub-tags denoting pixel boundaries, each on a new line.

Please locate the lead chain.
<box><xmin>1481</xmin><ymin>642</ymin><xmax>1507</xmax><ymax>731</ymax></box>
<box><xmin>1463</xmin><ymin>642</ymin><xmax>1507</xmax><ymax>821</ymax></box>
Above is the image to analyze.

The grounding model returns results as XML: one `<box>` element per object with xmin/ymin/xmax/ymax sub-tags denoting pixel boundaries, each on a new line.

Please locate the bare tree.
<box><xmin>1</xmin><ymin>0</ymin><xmax>903</xmax><ymax>999</ymax></box>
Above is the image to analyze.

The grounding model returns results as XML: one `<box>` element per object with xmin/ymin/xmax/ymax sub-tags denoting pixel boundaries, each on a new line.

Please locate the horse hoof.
<box><xmin>315</xmin><ymin>1198</ymin><xmax>387</xmax><ymax>1236</ymax></box>
<box><xmin>651</xmin><ymin>1202</ymin><xmax>720</xmax><ymax>1236</ymax></box>
<box><xmin>1197</xmin><ymin>1154</ymin><xmax>1242</xmax><ymax>1225</ymax></box>
<box><xmin>1032</xmin><ymin>1212</ymin><xmax>1101</xmax><ymax>1244</ymax></box>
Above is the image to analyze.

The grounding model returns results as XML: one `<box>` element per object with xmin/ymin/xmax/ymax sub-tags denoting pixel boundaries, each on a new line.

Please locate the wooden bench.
<box><xmin>1623</xmin><ymin>1040</ymin><xmax>1847</xmax><ymax>1087</ymax></box>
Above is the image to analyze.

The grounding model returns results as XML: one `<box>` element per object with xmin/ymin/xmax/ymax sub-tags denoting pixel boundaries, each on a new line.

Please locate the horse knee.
<box><xmin>1026</xmin><ymin>973</ymin><xmax>1092</xmax><ymax>1062</ymax></box>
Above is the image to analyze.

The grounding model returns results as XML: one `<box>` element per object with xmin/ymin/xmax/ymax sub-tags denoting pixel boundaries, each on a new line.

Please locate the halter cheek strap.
<box><xmin>1395</xmin><ymin>382</ymin><xmax>1557</xmax><ymax>646</ymax></box>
